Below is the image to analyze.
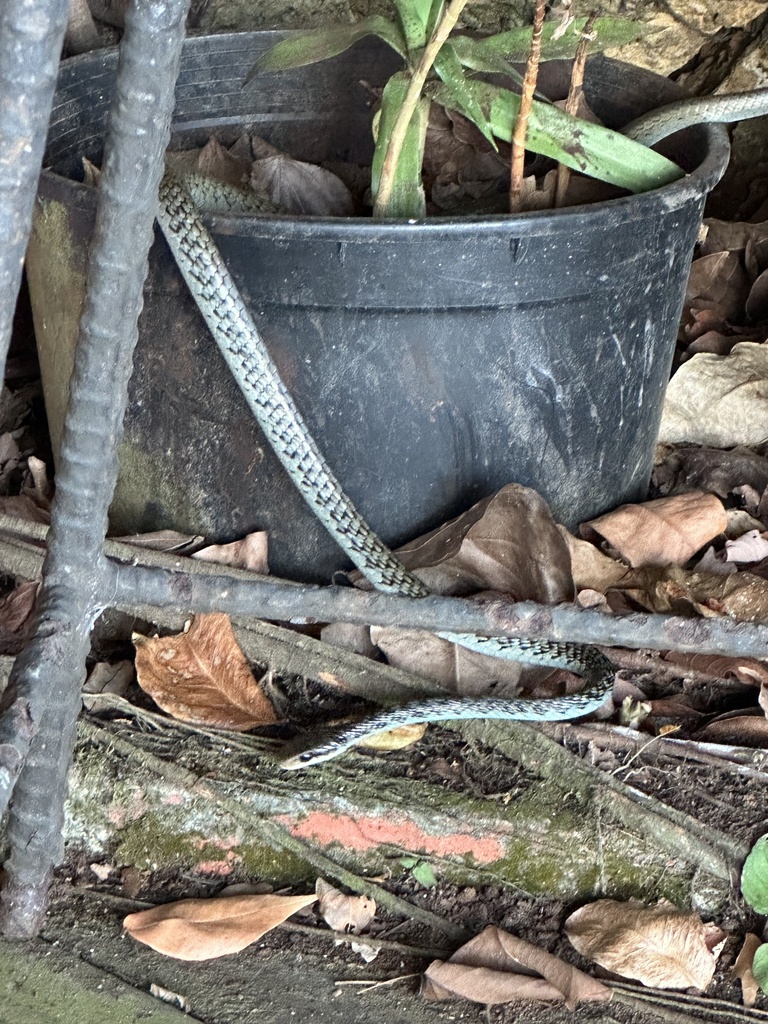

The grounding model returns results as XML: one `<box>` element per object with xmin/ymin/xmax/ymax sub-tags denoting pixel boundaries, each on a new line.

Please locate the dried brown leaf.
<box><xmin>0</xmin><ymin>580</ymin><xmax>39</xmax><ymax>655</ymax></box>
<box><xmin>564</xmin><ymin>900</ymin><xmax>720</xmax><ymax>990</ymax></box>
<box><xmin>0</xmin><ymin>493</ymin><xmax>50</xmax><ymax>523</ymax></box>
<box><xmin>604</xmin><ymin>564</ymin><xmax>768</xmax><ymax>622</ymax></box>
<box><xmin>423</xmin><ymin>925</ymin><xmax>610</xmax><ymax>1008</ymax></box>
<box><xmin>197</xmin><ymin>137</ymin><xmax>250</xmax><ymax>187</ymax></box>
<box><xmin>360</xmin><ymin>486</ymin><xmax>575</xmax><ymax>692</ymax></box>
<box><xmin>659</xmin><ymin>343</ymin><xmax>768</xmax><ymax>447</ymax></box>
<box><xmin>581</xmin><ymin>492</ymin><xmax>727</xmax><ymax>569</ymax></box>
<box><xmin>114</xmin><ymin>530</ymin><xmax>204</xmax><ymax>553</ymax></box>
<box><xmin>123</xmin><ymin>892</ymin><xmax>316</xmax><ymax>961</ymax></box>
<box><xmin>651</xmin><ymin>445</ymin><xmax>768</xmax><ymax>502</ymax></box>
<box><xmin>83</xmin><ymin>660</ymin><xmax>134</xmax><ymax>696</ymax></box>
<box><xmin>133</xmin><ymin>612</ymin><xmax>278</xmax><ymax>730</ymax></box>
<box><xmin>396</xmin><ymin>484</ymin><xmax>573</xmax><ymax>603</ymax></box>
<box><xmin>370</xmin><ymin>624</ymin><xmax>525</xmax><ymax>695</ymax></box>
<box><xmin>746</xmin><ymin>266</ymin><xmax>768</xmax><ymax>321</ymax></box>
<box><xmin>320</xmin><ymin>622</ymin><xmax>377</xmax><ymax>659</ymax></box>
<box><xmin>557</xmin><ymin>527</ymin><xmax>633</xmax><ymax>592</ymax></box>
<box><xmin>250</xmin><ymin>155</ymin><xmax>354</xmax><ymax>216</ymax></box>
<box><xmin>192</xmin><ymin>532</ymin><xmax>269</xmax><ymax>573</ymax></box>
<box><xmin>697</xmin><ymin>712</ymin><xmax>768</xmax><ymax>747</ymax></box>
<box><xmin>315</xmin><ymin>879</ymin><xmax>375</xmax><ymax>934</ymax></box>
<box><xmin>684</xmin><ymin>250</ymin><xmax>750</xmax><ymax>321</ymax></box>
<box><xmin>661</xmin><ymin>652</ymin><xmax>768</xmax><ymax>686</ymax></box>
<box><xmin>732</xmin><ymin>933</ymin><xmax>762</xmax><ymax>1007</ymax></box>
<box><xmin>699</xmin><ymin>219</ymin><xmax>768</xmax><ymax>257</ymax></box>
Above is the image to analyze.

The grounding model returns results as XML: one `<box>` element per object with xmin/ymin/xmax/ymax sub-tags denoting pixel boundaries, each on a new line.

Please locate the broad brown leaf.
<box><xmin>699</xmin><ymin>219</ymin><xmax>768</xmax><ymax>256</ymax></box>
<box><xmin>565</xmin><ymin>899</ymin><xmax>722</xmax><ymax>990</ymax></box>
<box><xmin>733</xmin><ymin>933</ymin><xmax>762</xmax><ymax>1007</ymax></box>
<box><xmin>192</xmin><ymin>532</ymin><xmax>269</xmax><ymax>573</ymax></box>
<box><xmin>684</xmin><ymin>250</ymin><xmax>750</xmax><ymax>322</ymax></box>
<box><xmin>197</xmin><ymin>136</ymin><xmax>250</xmax><ymax>187</ymax></box>
<box><xmin>659</xmin><ymin>343</ymin><xmax>768</xmax><ymax>447</ymax></box>
<box><xmin>133</xmin><ymin>613</ymin><xmax>278</xmax><ymax>730</ymax></box>
<box><xmin>124</xmin><ymin>892</ymin><xmax>316</xmax><ymax>961</ymax></box>
<box><xmin>0</xmin><ymin>580</ymin><xmax>39</xmax><ymax>655</ymax></box>
<box><xmin>370</xmin><ymin>623</ymin><xmax>526</xmax><ymax>695</ymax></box>
<box><xmin>581</xmin><ymin>492</ymin><xmax>727</xmax><ymax>568</ymax></box>
<box><xmin>423</xmin><ymin>925</ymin><xmax>610</xmax><ymax>1008</ymax></box>
<box><xmin>662</xmin><ymin>652</ymin><xmax>768</xmax><ymax>686</ymax></box>
<box><xmin>395</xmin><ymin>484</ymin><xmax>573</xmax><ymax>602</ymax></box>
<box><xmin>315</xmin><ymin>879</ymin><xmax>375</xmax><ymax>934</ymax></box>
<box><xmin>651</xmin><ymin>444</ymin><xmax>768</xmax><ymax>503</ymax></box>
<box><xmin>557</xmin><ymin>527</ymin><xmax>633</xmax><ymax>592</ymax></box>
<box><xmin>697</xmin><ymin>711</ymin><xmax>768</xmax><ymax>747</ymax></box>
<box><xmin>250</xmin><ymin>154</ymin><xmax>354</xmax><ymax>215</ymax></box>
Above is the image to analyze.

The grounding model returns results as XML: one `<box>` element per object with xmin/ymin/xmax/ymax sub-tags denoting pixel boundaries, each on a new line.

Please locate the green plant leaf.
<box><xmin>244</xmin><ymin>17</ymin><xmax>407</xmax><ymax>81</ymax></box>
<box><xmin>399</xmin><ymin>855</ymin><xmax>418</xmax><ymax>869</ymax></box>
<box><xmin>742</xmin><ymin>834</ymin><xmax>768</xmax><ymax>913</ymax></box>
<box><xmin>451</xmin><ymin>17</ymin><xmax>645</xmax><ymax>74</ymax></box>
<box><xmin>430</xmin><ymin>79</ymin><xmax>683</xmax><ymax>193</ymax></box>
<box><xmin>371</xmin><ymin>71</ymin><xmax>430</xmax><ymax>218</ymax></box>
<box><xmin>393</xmin><ymin>0</ymin><xmax>438</xmax><ymax>52</ymax></box>
<box><xmin>433</xmin><ymin>41</ymin><xmax>495</xmax><ymax>145</ymax></box>
<box><xmin>411</xmin><ymin>861</ymin><xmax>437</xmax><ymax>887</ymax></box>
<box><xmin>754</xmin><ymin>944</ymin><xmax>768</xmax><ymax>994</ymax></box>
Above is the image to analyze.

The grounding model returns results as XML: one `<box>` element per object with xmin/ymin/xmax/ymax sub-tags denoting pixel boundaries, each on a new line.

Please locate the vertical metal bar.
<box><xmin>0</xmin><ymin>0</ymin><xmax>70</xmax><ymax>382</ymax></box>
<box><xmin>0</xmin><ymin>0</ymin><xmax>191</xmax><ymax>938</ymax></box>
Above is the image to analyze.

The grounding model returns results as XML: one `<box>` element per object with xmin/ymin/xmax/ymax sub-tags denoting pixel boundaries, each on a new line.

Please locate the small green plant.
<box><xmin>246</xmin><ymin>0</ymin><xmax>682</xmax><ymax>218</ymax></box>
<box><xmin>740</xmin><ymin>835</ymin><xmax>768</xmax><ymax>994</ymax></box>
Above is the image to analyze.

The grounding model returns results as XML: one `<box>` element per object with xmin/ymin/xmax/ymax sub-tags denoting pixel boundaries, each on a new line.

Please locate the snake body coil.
<box><xmin>156</xmin><ymin>89</ymin><xmax>768</xmax><ymax>767</ymax></box>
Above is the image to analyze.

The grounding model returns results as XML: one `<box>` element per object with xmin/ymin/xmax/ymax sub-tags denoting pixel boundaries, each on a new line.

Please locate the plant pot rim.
<box><xmin>47</xmin><ymin>34</ymin><xmax>730</xmax><ymax>240</ymax></box>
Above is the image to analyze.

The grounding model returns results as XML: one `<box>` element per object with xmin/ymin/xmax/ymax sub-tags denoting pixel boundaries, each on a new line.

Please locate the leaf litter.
<box><xmin>8</xmin><ymin>74</ymin><xmax>768</xmax><ymax>1020</ymax></box>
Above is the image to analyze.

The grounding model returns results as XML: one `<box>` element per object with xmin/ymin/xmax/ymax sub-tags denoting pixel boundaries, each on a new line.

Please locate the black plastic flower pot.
<box><xmin>28</xmin><ymin>32</ymin><xmax>730</xmax><ymax>583</ymax></box>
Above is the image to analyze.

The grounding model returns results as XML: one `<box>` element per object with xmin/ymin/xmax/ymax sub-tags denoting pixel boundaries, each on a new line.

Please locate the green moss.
<box><xmin>114</xmin><ymin>812</ymin><xmax>314</xmax><ymax>885</ymax></box>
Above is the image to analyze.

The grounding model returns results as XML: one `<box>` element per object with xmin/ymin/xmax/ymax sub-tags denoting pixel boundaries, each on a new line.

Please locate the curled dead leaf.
<box><xmin>581</xmin><ymin>492</ymin><xmax>727</xmax><ymax>569</ymax></box>
<box><xmin>124</xmin><ymin>892</ymin><xmax>316</xmax><ymax>961</ymax></box>
<box><xmin>423</xmin><ymin>925</ymin><xmax>610</xmax><ymax>1008</ymax></box>
<box><xmin>133</xmin><ymin>612</ymin><xmax>278</xmax><ymax>730</ymax></box>
<box><xmin>564</xmin><ymin>899</ymin><xmax>722</xmax><ymax>990</ymax></box>
<box><xmin>315</xmin><ymin>878</ymin><xmax>375</xmax><ymax>934</ymax></box>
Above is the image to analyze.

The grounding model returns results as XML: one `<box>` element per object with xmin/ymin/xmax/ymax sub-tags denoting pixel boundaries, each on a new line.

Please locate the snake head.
<box><xmin>280</xmin><ymin>747</ymin><xmax>332</xmax><ymax>770</ymax></box>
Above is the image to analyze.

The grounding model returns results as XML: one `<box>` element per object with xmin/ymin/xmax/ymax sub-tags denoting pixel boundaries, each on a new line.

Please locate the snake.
<box><xmin>155</xmin><ymin>87</ymin><xmax>768</xmax><ymax>768</ymax></box>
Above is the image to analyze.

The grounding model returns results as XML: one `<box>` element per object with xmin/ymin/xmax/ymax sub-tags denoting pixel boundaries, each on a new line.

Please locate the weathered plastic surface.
<box><xmin>30</xmin><ymin>34</ymin><xmax>730</xmax><ymax>583</ymax></box>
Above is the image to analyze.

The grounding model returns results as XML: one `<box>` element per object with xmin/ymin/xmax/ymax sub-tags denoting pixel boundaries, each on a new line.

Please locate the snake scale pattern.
<box><xmin>156</xmin><ymin>88</ymin><xmax>768</xmax><ymax>767</ymax></box>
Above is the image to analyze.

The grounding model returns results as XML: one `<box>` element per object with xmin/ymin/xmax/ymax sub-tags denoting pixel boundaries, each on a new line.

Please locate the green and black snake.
<box><xmin>155</xmin><ymin>87</ymin><xmax>768</xmax><ymax>767</ymax></box>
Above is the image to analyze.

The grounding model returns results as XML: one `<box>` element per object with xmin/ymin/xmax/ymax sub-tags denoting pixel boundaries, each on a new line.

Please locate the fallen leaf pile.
<box><xmin>660</xmin><ymin>216</ymin><xmax>768</xmax><ymax>445</ymax></box>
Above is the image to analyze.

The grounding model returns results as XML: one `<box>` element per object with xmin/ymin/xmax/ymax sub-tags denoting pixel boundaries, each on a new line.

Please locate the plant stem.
<box><xmin>373</xmin><ymin>0</ymin><xmax>471</xmax><ymax>217</ymax></box>
<box><xmin>509</xmin><ymin>0</ymin><xmax>546</xmax><ymax>213</ymax></box>
<box><xmin>555</xmin><ymin>12</ymin><xmax>597</xmax><ymax>208</ymax></box>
